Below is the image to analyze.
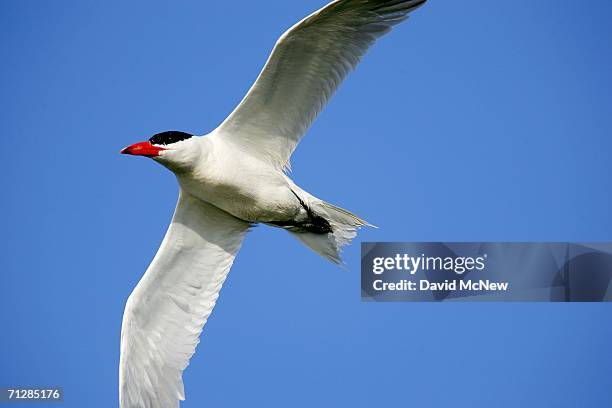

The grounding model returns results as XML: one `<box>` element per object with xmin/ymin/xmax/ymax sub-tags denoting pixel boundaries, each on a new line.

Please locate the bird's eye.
<box><xmin>149</xmin><ymin>131</ymin><xmax>193</xmax><ymax>146</ymax></box>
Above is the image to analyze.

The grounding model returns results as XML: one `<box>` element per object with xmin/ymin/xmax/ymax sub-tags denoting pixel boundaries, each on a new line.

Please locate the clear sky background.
<box><xmin>1</xmin><ymin>1</ymin><xmax>612</xmax><ymax>407</ymax></box>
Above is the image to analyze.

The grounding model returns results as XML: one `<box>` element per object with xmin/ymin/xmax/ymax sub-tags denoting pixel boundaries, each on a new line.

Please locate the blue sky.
<box><xmin>2</xmin><ymin>1</ymin><xmax>612</xmax><ymax>407</ymax></box>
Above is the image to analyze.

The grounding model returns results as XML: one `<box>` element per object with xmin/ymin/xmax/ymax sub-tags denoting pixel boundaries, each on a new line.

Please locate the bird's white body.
<box><xmin>170</xmin><ymin>133</ymin><xmax>301</xmax><ymax>223</ymax></box>
<box><xmin>119</xmin><ymin>1</ymin><xmax>427</xmax><ymax>407</ymax></box>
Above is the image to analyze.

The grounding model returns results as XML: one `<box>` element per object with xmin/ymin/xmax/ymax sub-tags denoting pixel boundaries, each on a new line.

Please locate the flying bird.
<box><xmin>119</xmin><ymin>0</ymin><xmax>427</xmax><ymax>406</ymax></box>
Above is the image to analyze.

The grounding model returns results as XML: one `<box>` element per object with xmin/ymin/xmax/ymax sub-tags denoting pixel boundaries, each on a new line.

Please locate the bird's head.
<box><xmin>120</xmin><ymin>131</ymin><xmax>202</xmax><ymax>173</ymax></box>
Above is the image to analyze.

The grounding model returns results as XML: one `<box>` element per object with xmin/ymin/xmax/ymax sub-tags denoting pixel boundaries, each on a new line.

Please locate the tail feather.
<box><xmin>290</xmin><ymin>198</ymin><xmax>372</xmax><ymax>264</ymax></box>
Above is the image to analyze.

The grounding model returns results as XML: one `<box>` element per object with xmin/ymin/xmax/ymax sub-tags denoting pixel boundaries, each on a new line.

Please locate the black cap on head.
<box><xmin>149</xmin><ymin>131</ymin><xmax>193</xmax><ymax>146</ymax></box>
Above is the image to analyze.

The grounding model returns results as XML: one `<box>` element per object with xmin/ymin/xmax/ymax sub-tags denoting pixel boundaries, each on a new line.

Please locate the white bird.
<box><xmin>119</xmin><ymin>1</ymin><xmax>427</xmax><ymax>407</ymax></box>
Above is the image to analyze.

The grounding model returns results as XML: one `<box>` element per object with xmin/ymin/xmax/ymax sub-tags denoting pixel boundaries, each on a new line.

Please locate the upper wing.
<box><xmin>119</xmin><ymin>191</ymin><xmax>250</xmax><ymax>408</ymax></box>
<box><xmin>216</xmin><ymin>0</ymin><xmax>427</xmax><ymax>170</ymax></box>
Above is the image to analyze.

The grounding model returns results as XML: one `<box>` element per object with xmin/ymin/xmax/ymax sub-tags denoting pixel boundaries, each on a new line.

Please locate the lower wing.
<box><xmin>119</xmin><ymin>190</ymin><xmax>251</xmax><ymax>408</ymax></box>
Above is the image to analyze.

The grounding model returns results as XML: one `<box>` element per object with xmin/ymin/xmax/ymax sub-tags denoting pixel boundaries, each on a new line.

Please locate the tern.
<box><xmin>119</xmin><ymin>1</ymin><xmax>427</xmax><ymax>406</ymax></box>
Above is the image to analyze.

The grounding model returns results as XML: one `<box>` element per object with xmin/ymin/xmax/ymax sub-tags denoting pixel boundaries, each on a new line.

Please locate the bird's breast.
<box><xmin>178</xmin><ymin>159</ymin><xmax>299</xmax><ymax>223</ymax></box>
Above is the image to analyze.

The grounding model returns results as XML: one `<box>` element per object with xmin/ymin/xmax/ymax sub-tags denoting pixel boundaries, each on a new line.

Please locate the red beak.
<box><xmin>120</xmin><ymin>141</ymin><xmax>165</xmax><ymax>157</ymax></box>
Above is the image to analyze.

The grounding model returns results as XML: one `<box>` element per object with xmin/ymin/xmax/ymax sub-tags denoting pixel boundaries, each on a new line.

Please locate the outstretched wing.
<box><xmin>216</xmin><ymin>0</ymin><xmax>427</xmax><ymax>169</ymax></box>
<box><xmin>119</xmin><ymin>191</ymin><xmax>250</xmax><ymax>408</ymax></box>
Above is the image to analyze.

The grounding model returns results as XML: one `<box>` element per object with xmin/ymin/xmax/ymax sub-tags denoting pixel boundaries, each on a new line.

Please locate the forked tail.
<box><xmin>287</xmin><ymin>187</ymin><xmax>373</xmax><ymax>264</ymax></box>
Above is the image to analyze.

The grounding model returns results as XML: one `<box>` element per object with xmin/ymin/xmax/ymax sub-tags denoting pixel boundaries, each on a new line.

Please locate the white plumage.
<box><xmin>120</xmin><ymin>193</ymin><xmax>249</xmax><ymax>407</ymax></box>
<box><xmin>119</xmin><ymin>1</ymin><xmax>427</xmax><ymax>407</ymax></box>
<box><xmin>219</xmin><ymin>0</ymin><xmax>426</xmax><ymax>170</ymax></box>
